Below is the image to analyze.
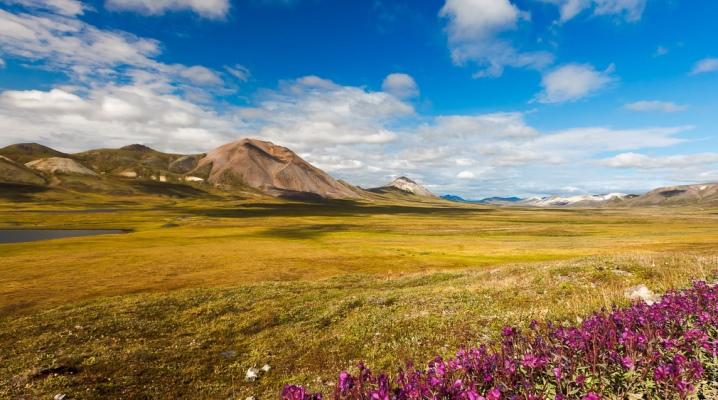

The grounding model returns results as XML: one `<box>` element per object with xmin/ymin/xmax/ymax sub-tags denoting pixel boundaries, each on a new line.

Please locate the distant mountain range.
<box><xmin>519</xmin><ymin>193</ymin><xmax>635</xmax><ymax>207</ymax></box>
<box><xmin>1</xmin><ymin>140</ymin><xmax>717</xmax><ymax>206</ymax></box>
<box><xmin>442</xmin><ymin>187</ymin><xmax>718</xmax><ymax>207</ymax></box>
<box><xmin>440</xmin><ymin>195</ymin><xmax>522</xmax><ymax>205</ymax></box>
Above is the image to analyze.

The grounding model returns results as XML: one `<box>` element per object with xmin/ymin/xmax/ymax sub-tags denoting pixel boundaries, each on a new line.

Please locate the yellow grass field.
<box><xmin>2</xmin><ymin>195</ymin><xmax>718</xmax><ymax>398</ymax></box>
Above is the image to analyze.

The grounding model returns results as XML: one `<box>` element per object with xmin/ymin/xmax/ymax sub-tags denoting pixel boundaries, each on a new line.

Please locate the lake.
<box><xmin>0</xmin><ymin>229</ymin><xmax>126</xmax><ymax>244</ymax></box>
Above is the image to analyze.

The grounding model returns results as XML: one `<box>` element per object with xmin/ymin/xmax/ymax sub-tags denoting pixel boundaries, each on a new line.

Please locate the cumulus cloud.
<box><xmin>602</xmin><ymin>152</ymin><xmax>718</xmax><ymax>169</ymax></box>
<box><xmin>381</xmin><ymin>73</ymin><xmax>419</xmax><ymax>99</ymax></box>
<box><xmin>1</xmin><ymin>0</ymin><xmax>85</xmax><ymax>16</ymax></box>
<box><xmin>242</xmin><ymin>76</ymin><xmax>414</xmax><ymax>149</ymax></box>
<box><xmin>545</xmin><ymin>0</ymin><xmax>647</xmax><ymax>23</ymax></box>
<box><xmin>691</xmin><ymin>58</ymin><xmax>718</xmax><ymax>75</ymax></box>
<box><xmin>536</xmin><ymin>63</ymin><xmax>615</xmax><ymax>103</ymax></box>
<box><xmin>439</xmin><ymin>0</ymin><xmax>552</xmax><ymax>78</ymax></box>
<box><xmin>624</xmin><ymin>100</ymin><xmax>687</xmax><ymax>113</ymax></box>
<box><xmin>0</xmin><ymin>85</ymin><xmax>239</xmax><ymax>153</ymax></box>
<box><xmin>104</xmin><ymin>0</ymin><xmax>230</xmax><ymax>19</ymax></box>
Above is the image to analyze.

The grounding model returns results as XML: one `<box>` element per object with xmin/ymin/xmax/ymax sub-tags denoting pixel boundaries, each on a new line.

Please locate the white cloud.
<box><xmin>624</xmin><ymin>100</ymin><xmax>687</xmax><ymax>113</ymax></box>
<box><xmin>104</xmin><ymin>0</ymin><xmax>230</xmax><ymax>19</ymax></box>
<box><xmin>603</xmin><ymin>152</ymin><xmax>718</xmax><ymax>169</ymax></box>
<box><xmin>440</xmin><ymin>0</ymin><xmax>520</xmax><ymax>39</ymax></box>
<box><xmin>691</xmin><ymin>58</ymin><xmax>718</xmax><ymax>75</ymax></box>
<box><xmin>178</xmin><ymin>65</ymin><xmax>223</xmax><ymax>86</ymax></box>
<box><xmin>536</xmin><ymin>63</ymin><xmax>615</xmax><ymax>103</ymax></box>
<box><xmin>1</xmin><ymin>0</ymin><xmax>85</xmax><ymax>16</ymax></box>
<box><xmin>439</xmin><ymin>0</ymin><xmax>553</xmax><ymax>78</ymax></box>
<box><xmin>0</xmin><ymin>58</ymin><xmax>5</xmax><ymax>68</ymax></box>
<box><xmin>0</xmin><ymin>9</ymin><xmax>161</xmax><ymax>77</ymax></box>
<box><xmin>546</xmin><ymin>0</ymin><xmax>647</xmax><ymax>23</ymax></box>
<box><xmin>242</xmin><ymin>76</ymin><xmax>414</xmax><ymax>148</ymax></box>
<box><xmin>225</xmin><ymin>64</ymin><xmax>251</xmax><ymax>81</ymax></box>
<box><xmin>455</xmin><ymin>158</ymin><xmax>474</xmax><ymax>166</ymax></box>
<box><xmin>0</xmin><ymin>7</ymin><xmax>230</xmax><ymax>98</ymax></box>
<box><xmin>0</xmin><ymin>85</ymin><xmax>237</xmax><ymax>153</ymax></box>
<box><xmin>593</xmin><ymin>0</ymin><xmax>646</xmax><ymax>21</ymax></box>
<box><xmin>425</xmin><ymin>113</ymin><xmax>539</xmax><ymax>139</ymax></box>
<box><xmin>0</xmin><ymin>88</ymin><xmax>88</xmax><ymax>112</ymax></box>
<box><xmin>456</xmin><ymin>170</ymin><xmax>475</xmax><ymax>179</ymax></box>
<box><xmin>381</xmin><ymin>73</ymin><xmax>419</xmax><ymax>99</ymax></box>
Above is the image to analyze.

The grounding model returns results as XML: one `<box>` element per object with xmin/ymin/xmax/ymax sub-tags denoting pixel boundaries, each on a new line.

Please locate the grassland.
<box><xmin>2</xmin><ymin>191</ymin><xmax>718</xmax><ymax>399</ymax></box>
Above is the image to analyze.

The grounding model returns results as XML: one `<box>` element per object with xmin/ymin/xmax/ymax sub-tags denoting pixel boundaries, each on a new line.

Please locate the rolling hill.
<box><xmin>0</xmin><ymin>143</ymin><xmax>70</xmax><ymax>164</ymax></box>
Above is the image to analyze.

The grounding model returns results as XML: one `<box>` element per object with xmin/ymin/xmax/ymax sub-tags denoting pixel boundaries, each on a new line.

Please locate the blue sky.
<box><xmin>0</xmin><ymin>0</ymin><xmax>717</xmax><ymax>197</ymax></box>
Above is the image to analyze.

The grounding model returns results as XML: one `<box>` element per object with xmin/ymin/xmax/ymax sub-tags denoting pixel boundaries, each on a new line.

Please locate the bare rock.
<box><xmin>625</xmin><ymin>284</ymin><xmax>660</xmax><ymax>305</ymax></box>
<box><xmin>245</xmin><ymin>367</ymin><xmax>259</xmax><ymax>382</ymax></box>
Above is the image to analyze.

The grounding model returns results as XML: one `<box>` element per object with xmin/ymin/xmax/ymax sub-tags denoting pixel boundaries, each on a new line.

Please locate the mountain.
<box><xmin>441</xmin><ymin>194</ymin><xmax>474</xmax><ymax>203</ymax></box>
<box><xmin>520</xmin><ymin>193</ymin><xmax>632</xmax><ymax>207</ymax></box>
<box><xmin>73</xmin><ymin>144</ymin><xmax>202</xmax><ymax>180</ymax></box>
<box><xmin>370</xmin><ymin>176</ymin><xmax>436</xmax><ymax>197</ymax></box>
<box><xmin>482</xmin><ymin>196</ymin><xmax>522</xmax><ymax>204</ymax></box>
<box><xmin>0</xmin><ymin>155</ymin><xmax>46</xmax><ymax>186</ymax></box>
<box><xmin>0</xmin><ymin>143</ymin><xmax>69</xmax><ymax>164</ymax></box>
<box><xmin>190</xmin><ymin>138</ymin><xmax>359</xmax><ymax>199</ymax></box>
<box><xmin>26</xmin><ymin>157</ymin><xmax>97</xmax><ymax>176</ymax></box>
<box><xmin>441</xmin><ymin>195</ymin><xmax>522</xmax><ymax>205</ymax></box>
<box><xmin>628</xmin><ymin>183</ymin><xmax>718</xmax><ymax>206</ymax></box>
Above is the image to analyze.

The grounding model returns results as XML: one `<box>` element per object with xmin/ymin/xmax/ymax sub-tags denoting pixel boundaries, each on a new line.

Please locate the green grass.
<box><xmin>2</xmin><ymin>193</ymin><xmax>718</xmax><ymax>398</ymax></box>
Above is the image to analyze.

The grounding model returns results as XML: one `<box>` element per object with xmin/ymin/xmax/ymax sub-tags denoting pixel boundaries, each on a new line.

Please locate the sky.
<box><xmin>0</xmin><ymin>0</ymin><xmax>717</xmax><ymax>198</ymax></box>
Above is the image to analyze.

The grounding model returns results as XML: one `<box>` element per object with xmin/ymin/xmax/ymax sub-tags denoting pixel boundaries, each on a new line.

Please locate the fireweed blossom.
<box><xmin>282</xmin><ymin>281</ymin><xmax>718</xmax><ymax>399</ymax></box>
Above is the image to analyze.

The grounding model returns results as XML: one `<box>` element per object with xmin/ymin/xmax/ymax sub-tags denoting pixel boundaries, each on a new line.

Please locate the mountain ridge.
<box><xmin>2</xmin><ymin>140</ymin><xmax>718</xmax><ymax>206</ymax></box>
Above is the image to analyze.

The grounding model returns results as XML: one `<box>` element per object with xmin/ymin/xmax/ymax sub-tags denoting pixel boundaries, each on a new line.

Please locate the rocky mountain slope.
<box><xmin>369</xmin><ymin>176</ymin><xmax>436</xmax><ymax>197</ymax></box>
<box><xmin>26</xmin><ymin>157</ymin><xmax>97</xmax><ymax>176</ymax></box>
<box><xmin>521</xmin><ymin>193</ymin><xmax>632</xmax><ymax>207</ymax></box>
<box><xmin>628</xmin><ymin>183</ymin><xmax>718</xmax><ymax>206</ymax></box>
<box><xmin>190</xmin><ymin>139</ymin><xmax>359</xmax><ymax>199</ymax></box>
<box><xmin>0</xmin><ymin>155</ymin><xmax>46</xmax><ymax>186</ymax></box>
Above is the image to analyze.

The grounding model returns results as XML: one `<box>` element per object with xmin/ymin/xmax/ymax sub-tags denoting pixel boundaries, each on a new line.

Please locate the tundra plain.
<box><xmin>2</xmin><ymin>192</ymin><xmax>718</xmax><ymax>399</ymax></box>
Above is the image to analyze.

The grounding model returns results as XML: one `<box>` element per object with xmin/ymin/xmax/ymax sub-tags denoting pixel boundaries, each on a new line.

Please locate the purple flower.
<box><xmin>621</xmin><ymin>356</ymin><xmax>635</xmax><ymax>370</ymax></box>
<box><xmin>575</xmin><ymin>374</ymin><xmax>586</xmax><ymax>386</ymax></box>
<box><xmin>281</xmin><ymin>281</ymin><xmax>718</xmax><ymax>400</ymax></box>
<box><xmin>338</xmin><ymin>371</ymin><xmax>353</xmax><ymax>392</ymax></box>
<box><xmin>487</xmin><ymin>387</ymin><xmax>501</xmax><ymax>400</ymax></box>
<box><xmin>654</xmin><ymin>364</ymin><xmax>671</xmax><ymax>381</ymax></box>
